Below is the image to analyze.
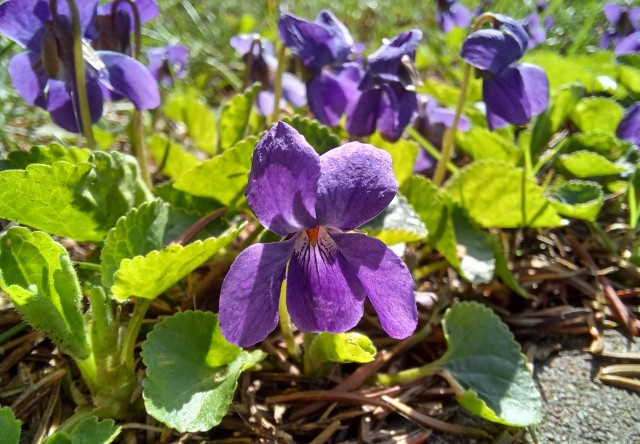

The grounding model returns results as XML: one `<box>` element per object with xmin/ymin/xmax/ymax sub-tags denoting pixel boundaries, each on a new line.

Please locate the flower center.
<box><xmin>305</xmin><ymin>227</ymin><xmax>320</xmax><ymax>246</ymax></box>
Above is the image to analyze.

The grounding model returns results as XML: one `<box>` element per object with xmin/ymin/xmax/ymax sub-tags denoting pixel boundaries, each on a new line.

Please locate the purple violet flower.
<box><xmin>436</xmin><ymin>0</ymin><xmax>471</xmax><ymax>34</ymax></box>
<box><xmin>219</xmin><ymin>122</ymin><xmax>418</xmax><ymax>347</ymax></box>
<box><xmin>89</xmin><ymin>0</ymin><xmax>159</xmax><ymax>54</ymax></box>
<box><xmin>461</xmin><ymin>14</ymin><xmax>549</xmax><ymax>130</ymax></box>
<box><xmin>600</xmin><ymin>3</ymin><xmax>640</xmax><ymax>50</ymax></box>
<box><xmin>413</xmin><ymin>95</ymin><xmax>470</xmax><ymax>174</ymax></box>
<box><xmin>523</xmin><ymin>13</ymin><xmax>546</xmax><ymax>49</ymax></box>
<box><xmin>230</xmin><ymin>34</ymin><xmax>306</xmax><ymax>117</ymax></box>
<box><xmin>616</xmin><ymin>102</ymin><xmax>640</xmax><ymax>146</ymax></box>
<box><xmin>615</xmin><ymin>31</ymin><xmax>640</xmax><ymax>54</ymax></box>
<box><xmin>346</xmin><ymin>30</ymin><xmax>423</xmax><ymax>142</ymax></box>
<box><xmin>278</xmin><ymin>10</ymin><xmax>363</xmax><ymax>126</ymax></box>
<box><xmin>147</xmin><ymin>44</ymin><xmax>189</xmax><ymax>85</ymax></box>
<box><xmin>0</xmin><ymin>0</ymin><xmax>160</xmax><ymax>133</ymax></box>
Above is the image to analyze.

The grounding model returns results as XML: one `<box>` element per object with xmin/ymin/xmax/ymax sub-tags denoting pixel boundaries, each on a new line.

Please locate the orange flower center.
<box><xmin>305</xmin><ymin>227</ymin><xmax>320</xmax><ymax>246</ymax></box>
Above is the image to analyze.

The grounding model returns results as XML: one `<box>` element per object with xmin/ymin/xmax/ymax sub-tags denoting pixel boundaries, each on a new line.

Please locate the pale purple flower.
<box><xmin>461</xmin><ymin>14</ymin><xmax>548</xmax><ymax>129</ymax></box>
<box><xmin>523</xmin><ymin>13</ymin><xmax>546</xmax><ymax>49</ymax></box>
<box><xmin>616</xmin><ymin>102</ymin><xmax>640</xmax><ymax>146</ymax></box>
<box><xmin>413</xmin><ymin>95</ymin><xmax>470</xmax><ymax>174</ymax></box>
<box><xmin>600</xmin><ymin>3</ymin><xmax>640</xmax><ymax>50</ymax></box>
<box><xmin>88</xmin><ymin>0</ymin><xmax>159</xmax><ymax>53</ymax></box>
<box><xmin>278</xmin><ymin>10</ymin><xmax>363</xmax><ymax>126</ymax></box>
<box><xmin>219</xmin><ymin>122</ymin><xmax>417</xmax><ymax>347</ymax></box>
<box><xmin>436</xmin><ymin>0</ymin><xmax>471</xmax><ymax>33</ymax></box>
<box><xmin>0</xmin><ymin>0</ymin><xmax>160</xmax><ymax>133</ymax></box>
<box><xmin>230</xmin><ymin>34</ymin><xmax>306</xmax><ymax>116</ymax></box>
<box><xmin>147</xmin><ymin>44</ymin><xmax>189</xmax><ymax>85</ymax></box>
<box><xmin>346</xmin><ymin>30</ymin><xmax>422</xmax><ymax>142</ymax></box>
<box><xmin>615</xmin><ymin>31</ymin><xmax>640</xmax><ymax>54</ymax></box>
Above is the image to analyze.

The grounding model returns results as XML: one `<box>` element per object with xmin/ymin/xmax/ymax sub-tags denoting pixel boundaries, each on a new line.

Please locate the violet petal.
<box><xmin>46</xmin><ymin>78</ymin><xmax>103</xmax><ymax>133</ymax></box>
<box><xmin>8</xmin><ymin>52</ymin><xmax>47</xmax><ymax>106</ymax></box>
<box><xmin>219</xmin><ymin>240</ymin><xmax>294</xmax><ymax>347</ymax></box>
<box><xmin>316</xmin><ymin>142</ymin><xmax>397</xmax><ymax>230</ymax></box>
<box><xmin>616</xmin><ymin>102</ymin><xmax>640</xmax><ymax>146</ymax></box>
<box><xmin>331</xmin><ymin>232</ymin><xmax>417</xmax><ymax>339</ymax></box>
<box><xmin>246</xmin><ymin>121</ymin><xmax>320</xmax><ymax>236</ymax></box>
<box><xmin>286</xmin><ymin>229</ymin><xmax>366</xmax><ymax>333</ymax></box>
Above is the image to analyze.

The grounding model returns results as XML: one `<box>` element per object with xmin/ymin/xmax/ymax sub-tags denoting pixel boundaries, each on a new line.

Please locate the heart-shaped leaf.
<box><xmin>44</xmin><ymin>416</ymin><xmax>120</xmax><ymax>444</ymax></box>
<box><xmin>0</xmin><ymin>407</ymin><xmax>21</xmax><ymax>444</ymax></box>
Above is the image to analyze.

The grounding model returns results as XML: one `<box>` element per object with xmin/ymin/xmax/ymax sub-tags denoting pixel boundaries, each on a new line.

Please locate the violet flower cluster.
<box><xmin>600</xmin><ymin>2</ymin><xmax>640</xmax><ymax>54</ymax></box>
<box><xmin>617</xmin><ymin>102</ymin><xmax>640</xmax><ymax>147</ymax></box>
<box><xmin>277</xmin><ymin>10</ymin><xmax>423</xmax><ymax>142</ymax></box>
<box><xmin>219</xmin><ymin>122</ymin><xmax>417</xmax><ymax>347</ymax></box>
<box><xmin>435</xmin><ymin>0</ymin><xmax>471</xmax><ymax>34</ymax></box>
<box><xmin>0</xmin><ymin>0</ymin><xmax>160</xmax><ymax>133</ymax></box>
<box><xmin>230</xmin><ymin>34</ymin><xmax>306</xmax><ymax>116</ymax></box>
<box><xmin>461</xmin><ymin>14</ymin><xmax>549</xmax><ymax>130</ymax></box>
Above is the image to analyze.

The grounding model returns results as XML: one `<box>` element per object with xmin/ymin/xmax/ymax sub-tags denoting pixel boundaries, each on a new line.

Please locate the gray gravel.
<box><xmin>431</xmin><ymin>330</ymin><xmax>640</xmax><ymax>443</ymax></box>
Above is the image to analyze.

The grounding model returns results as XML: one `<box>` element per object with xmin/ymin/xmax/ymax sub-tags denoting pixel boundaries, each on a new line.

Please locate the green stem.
<box><xmin>432</xmin><ymin>13</ymin><xmax>496</xmax><ymax>187</ymax></box>
<box><xmin>0</xmin><ymin>321</ymin><xmax>28</xmax><ymax>345</ymax></box>
<box><xmin>406</xmin><ymin>127</ymin><xmax>459</xmax><ymax>175</ymax></box>
<box><xmin>53</xmin><ymin>0</ymin><xmax>95</xmax><ymax>148</ymax></box>
<box><xmin>432</xmin><ymin>64</ymin><xmax>471</xmax><ymax>187</ymax></box>
<box><xmin>112</xmin><ymin>0</ymin><xmax>151</xmax><ymax>188</ymax></box>
<box><xmin>269</xmin><ymin>44</ymin><xmax>286</xmax><ymax>125</ymax></box>
<box><xmin>120</xmin><ymin>298</ymin><xmax>152</xmax><ymax>369</ymax></box>
<box><xmin>629</xmin><ymin>176</ymin><xmax>638</xmax><ymax>230</ymax></box>
<box><xmin>377</xmin><ymin>360</ymin><xmax>441</xmax><ymax>385</ymax></box>
<box><xmin>74</xmin><ymin>354</ymin><xmax>99</xmax><ymax>392</ymax></box>
<box><xmin>279</xmin><ymin>279</ymin><xmax>300</xmax><ymax>360</ymax></box>
<box><xmin>74</xmin><ymin>261</ymin><xmax>101</xmax><ymax>271</ymax></box>
<box><xmin>589</xmin><ymin>221</ymin><xmax>617</xmax><ymax>255</ymax></box>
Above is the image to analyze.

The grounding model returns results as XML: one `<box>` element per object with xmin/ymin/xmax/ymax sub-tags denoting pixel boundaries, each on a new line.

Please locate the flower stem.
<box><xmin>269</xmin><ymin>44</ymin><xmax>286</xmax><ymax>125</ymax></box>
<box><xmin>377</xmin><ymin>360</ymin><xmax>441</xmax><ymax>385</ymax></box>
<box><xmin>120</xmin><ymin>298</ymin><xmax>151</xmax><ymax>370</ymax></box>
<box><xmin>279</xmin><ymin>279</ymin><xmax>300</xmax><ymax>360</ymax></box>
<box><xmin>57</xmin><ymin>0</ymin><xmax>96</xmax><ymax>148</ymax></box>
<box><xmin>431</xmin><ymin>13</ymin><xmax>497</xmax><ymax>187</ymax></box>
<box><xmin>432</xmin><ymin>64</ymin><xmax>471</xmax><ymax>187</ymax></box>
<box><xmin>113</xmin><ymin>0</ymin><xmax>151</xmax><ymax>188</ymax></box>
<box><xmin>406</xmin><ymin>127</ymin><xmax>459</xmax><ymax>175</ymax></box>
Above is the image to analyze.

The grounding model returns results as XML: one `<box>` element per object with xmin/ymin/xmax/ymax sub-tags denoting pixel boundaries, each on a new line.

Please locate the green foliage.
<box><xmin>369</xmin><ymin>132</ymin><xmax>419</xmax><ymax>186</ymax></box>
<box><xmin>141</xmin><ymin>311</ymin><xmax>265</xmax><ymax>432</ymax></box>
<box><xmin>304</xmin><ymin>332</ymin><xmax>375</xmax><ymax>376</ymax></box>
<box><xmin>0</xmin><ymin>227</ymin><xmax>89</xmax><ymax>359</ymax></box>
<box><xmin>148</xmin><ymin>135</ymin><xmax>200</xmax><ymax>180</ymax></box>
<box><xmin>173</xmin><ymin>136</ymin><xmax>257</xmax><ymax>208</ymax></box>
<box><xmin>435</xmin><ymin>302</ymin><xmax>541</xmax><ymax>426</ymax></box>
<box><xmin>363</xmin><ymin>194</ymin><xmax>427</xmax><ymax>245</ymax></box>
<box><xmin>456</xmin><ymin>128</ymin><xmax>520</xmax><ymax>163</ymax></box>
<box><xmin>530</xmin><ymin>83</ymin><xmax>585</xmax><ymax>156</ymax></box>
<box><xmin>445</xmin><ymin>161</ymin><xmax>562</xmax><ymax>228</ymax></box>
<box><xmin>547</xmin><ymin>180</ymin><xmax>604</xmax><ymax>221</ymax></box>
<box><xmin>4</xmin><ymin>143</ymin><xmax>91</xmax><ymax>168</ymax></box>
<box><xmin>451</xmin><ymin>207</ymin><xmax>495</xmax><ymax>285</ymax></box>
<box><xmin>111</xmin><ymin>224</ymin><xmax>244</xmax><ymax>300</ymax></box>
<box><xmin>569</xmin><ymin>97</ymin><xmax>623</xmax><ymax>134</ymax></box>
<box><xmin>101</xmin><ymin>200</ymin><xmax>208</xmax><ymax>291</ymax></box>
<box><xmin>219</xmin><ymin>83</ymin><xmax>260</xmax><ymax>151</ymax></box>
<box><xmin>0</xmin><ymin>151</ymin><xmax>149</xmax><ymax>242</ymax></box>
<box><xmin>165</xmin><ymin>93</ymin><xmax>217</xmax><ymax>154</ymax></box>
<box><xmin>557</xmin><ymin>151</ymin><xmax>626</xmax><ymax>177</ymax></box>
<box><xmin>0</xmin><ymin>406</ymin><xmax>21</xmax><ymax>444</ymax></box>
<box><xmin>45</xmin><ymin>417</ymin><xmax>121</xmax><ymax>444</ymax></box>
<box><xmin>153</xmin><ymin>182</ymin><xmax>222</xmax><ymax>216</ymax></box>
<box><xmin>282</xmin><ymin>116</ymin><xmax>341</xmax><ymax>155</ymax></box>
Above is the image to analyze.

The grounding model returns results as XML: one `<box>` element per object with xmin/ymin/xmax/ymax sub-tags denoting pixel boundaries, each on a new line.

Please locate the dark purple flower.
<box><xmin>413</xmin><ymin>95</ymin><xmax>470</xmax><ymax>174</ymax></box>
<box><xmin>89</xmin><ymin>0</ymin><xmax>158</xmax><ymax>53</ymax></box>
<box><xmin>230</xmin><ymin>34</ymin><xmax>306</xmax><ymax>116</ymax></box>
<box><xmin>616</xmin><ymin>102</ymin><xmax>640</xmax><ymax>146</ymax></box>
<box><xmin>0</xmin><ymin>0</ymin><xmax>160</xmax><ymax>133</ymax></box>
<box><xmin>346</xmin><ymin>30</ymin><xmax>422</xmax><ymax>141</ymax></box>
<box><xmin>523</xmin><ymin>13</ymin><xmax>546</xmax><ymax>49</ymax></box>
<box><xmin>219</xmin><ymin>122</ymin><xmax>417</xmax><ymax>347</ymax></box>
<box><xmin>615</xmin><ymin>31</ymin><xmax>640</xmax><ymax>54</ymax></box>
<box><xmin>600</xmin><ymin>3</ymin><xmax>640</xmax><ymax>50</ymax></box>
<box><xmin>461</xmin><ymin>14</ymin><xmax>548</xmax><ymax>130</ymax></box>
<box><xmin>278</xmin><ymin>10</ymin><xmax>362</xmax><ymax>126</ymax></box>
<box><xmin>147</xmin><ymin>44</ymin><xmax>189</xmax><ymax>85</ymax></box>
<box><xmin>436</xmin><ymin>0</ymin><xmax>471</xmax><ymax>34</ymax></box>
